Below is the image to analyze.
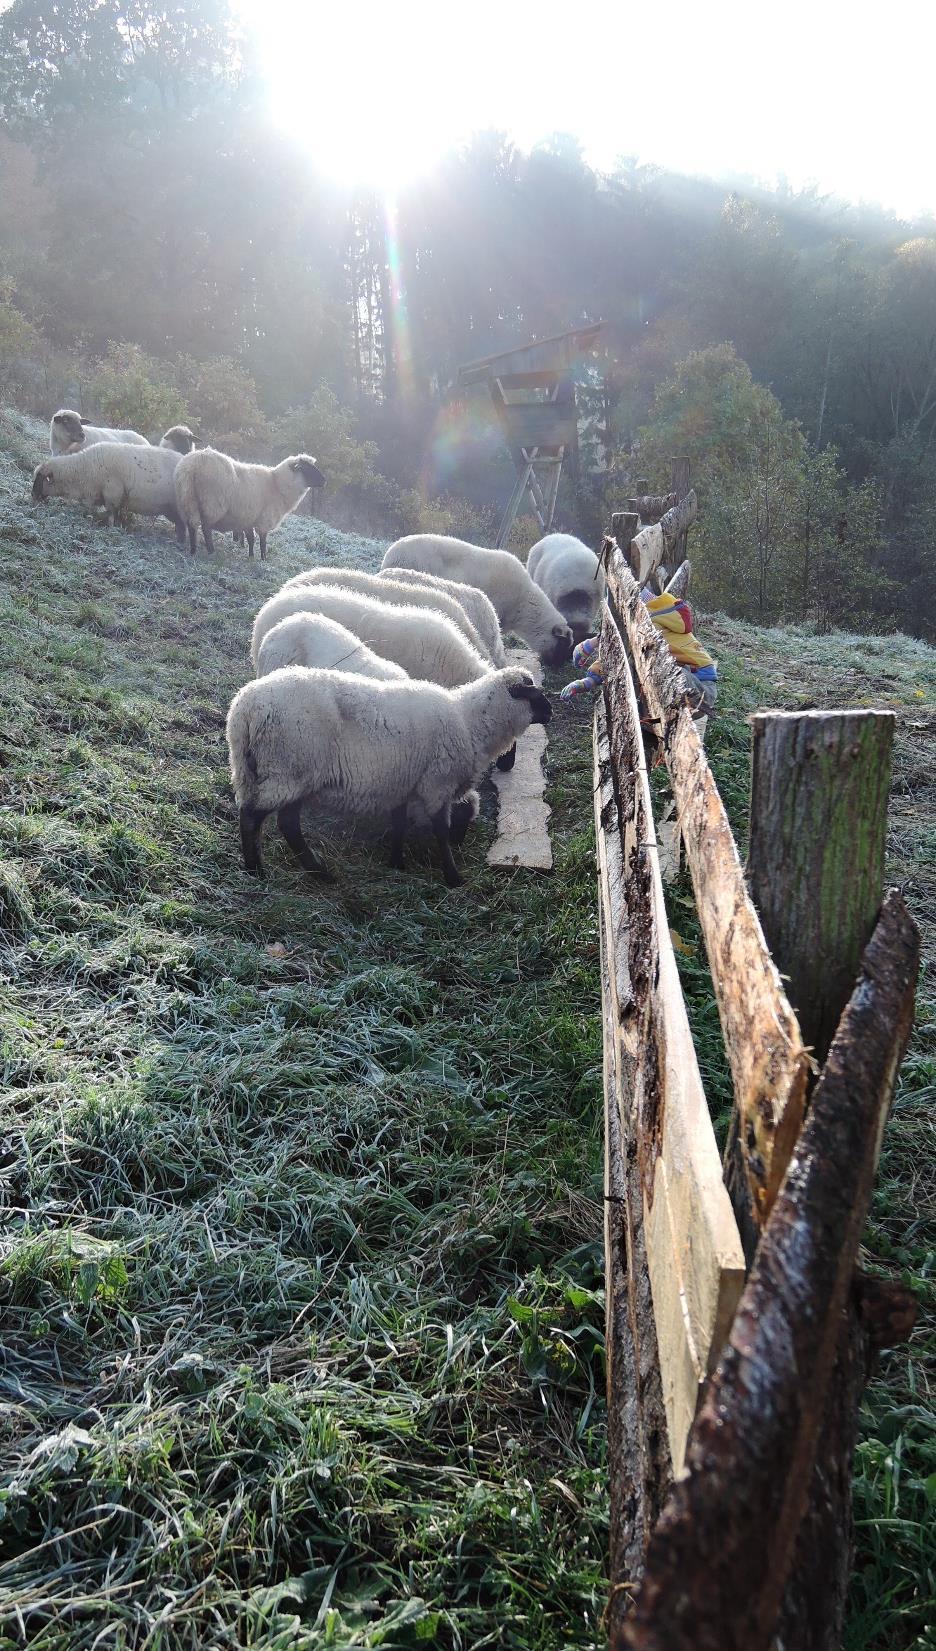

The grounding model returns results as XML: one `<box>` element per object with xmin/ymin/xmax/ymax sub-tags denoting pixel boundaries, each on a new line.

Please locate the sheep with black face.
<box><xmin>173</xmin><ymin>448</ymin><xmax>325</xmax><ymax>557</ymax></box>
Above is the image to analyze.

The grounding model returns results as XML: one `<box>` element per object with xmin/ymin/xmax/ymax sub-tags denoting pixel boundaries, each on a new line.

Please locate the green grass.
<box><xmin>660</xmin><ymin>613</ymin><xmax>936</xmax><ymax>1651</ymax></box>
<box><xmin>1</xmin><ymin>408</ymin><xmax>933</xmax><ymax>1647</ymax></box>
<box><xmin>0</xmin><ymin>413</ymin><xmax>606</xmax><ymax>1648</ymax></box>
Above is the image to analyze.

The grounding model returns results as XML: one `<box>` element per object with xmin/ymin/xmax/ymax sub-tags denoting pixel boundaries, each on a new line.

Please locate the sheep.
<box><xmin>32</xmin><ymin>442</ymin><xmax>186</xmax><ymax>540</ymax></box>
<box><xmin>256</xmin><ymin>612</ymin><xmax>409</xmax><ymax>681</ymax></box>
<box><xmin>377</xmin><ymin>567</ymin><xmax>506</xmax><ymax>666</ymax></box>
<box><xmin>159</xmin><ymin>425</ymin><xmax>198</xmax><ymax>454</ymax></box>
<box><xmin>226</xmin><ymin>664</ymin><xmax>551</xmax><ymax>887</ymax></box>
<box><xmin>50</xmin><ymin>409</ymin><xmax>149</xmax><ymax>455</ymax></box>
<box><xmin>381</xmin><ymin>534</ymin><xmax>573</xmax><ymax>666</ymax></box>
<box><xmin>173</xmin><ymin>447</ymin><xmax>325</xmax><ymax>558</ymax></box>
<box><xmin>526</xmin><ymin>532</ymin><xmax>605</xmax><ymax>644</ymax></box>
<box><xmin>278</xmin><ymin>565</ymin><xmax>490</xmax><ymax>661</ymax></box>
<box><xmin>251</xmin><ymin>584</ymin><xmax>490</xmax><ymax>687</ymax></box>
<box><xmin>256</xmin><ymin>614</ymin><xmax>480</xmax><ymax>843</ymax></box>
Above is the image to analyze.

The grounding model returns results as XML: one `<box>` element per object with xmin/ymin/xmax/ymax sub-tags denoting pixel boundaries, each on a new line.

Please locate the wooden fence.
<box><xmin>595</xmin><ymin>466</ymin><xmax>920</xmax><ymax>1649</ymax></box>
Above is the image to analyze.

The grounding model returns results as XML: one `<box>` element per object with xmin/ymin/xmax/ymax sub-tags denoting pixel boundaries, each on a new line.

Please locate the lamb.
<box><xmin>251</xmin><ymin>584</ymin><xmax>490</xmax><ymax>688</ymax></box>
<box><xmin>526</xmin><ymin>532</ymin><xmax>605</xmax><ymax>643</ymax></box>
<box><xmin>32</xmin><ymin>442</ymin><xmax>186</xmax><ymax>540</ymax></box>
<box><xmin>381</xmin><ymin>534</ymin><xmax>573</xmax><ymax>665</ymax></box>
<box><xmin>255</xmin><ymin>614</ymin><xmax>479</xmax><ymax>842</ymax></box>
<box><xmin>377</xmin><ymin>567</ymin><xmax>506</xmax><ymax>666</ymax></box>
<box><xmin>159</xmin><ymin>425</ymin><xmax>198</xmax><ymax>454</ymax></box>
<box><xmin>226</xmin><ymin>664</ymin><xmax>551</xmax><ymax>887</ymax></box>
<box><xmin>278</xmin><ymin>565</ymin><xmax>490</xmax><ymax>661</ymax></box>
<box><xmin>256</xmin><ymin>612</ymin><xmax>409</xmax><ymax>681</ymax></box>
<box><xmin>50</xmin><ymin>409</ymin><xmax>149</xmax><ymax>454</ymax></box>
<box><xmin>173</xmin><ymin>447</ymin><xmax>325</xmax><ymax>558</ymax></box>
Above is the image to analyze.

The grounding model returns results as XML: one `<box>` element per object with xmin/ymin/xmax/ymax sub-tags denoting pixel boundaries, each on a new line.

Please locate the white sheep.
<box><xmin>159</xmin><ymin>425</ymin><xmax>198</xmax><ymax>454</ymax></box>
<box><xmin>32</xmin><ymin>443</ymin><xmax>186</xmax><ymax>540</ymax></box>
<box><xmin>256</xmin><ymin>614</ymin><xmax>480</xmax><ymax>843</ymax></box>
<box><xmin>251</xmin><ymin>585</ymin><xmax>490</xmax><ymax>688</ymax></box>
<box><xmin>173</xmin><ymin>447</ymin><xmax>325</xmax><ymax>558</ymax></box>
<box><xmin>526</xmin><ymin>532</ymin><xmax>605</xmax><ymax>643</ymax></box>
<box><xmin>377</xmin><ymin>567</ymin><xmax>506</xmax><ymax>666</ymax></box>
<box><xmin>381</xmin><ymin>534</ymin><xmax>573</xmax><ymax>666</ymax></box>
<box><xmin>50</xmin><ymin>409</ymin><xmax>149</xmax><ymax>455</ymax></box>
<box><xmin>278</xmin><ymin>565</ymin><xmax>490</xmax><ymax>661</ymax></box>
<box><xmin>256</xmin><ymin>612</ymin><xmax>409</xmax><ymax>681</ymax></box>
<box><xmin>226</xmin><ymin>664</ymin><xmax>551</xmax><ymax>887</ymax></box>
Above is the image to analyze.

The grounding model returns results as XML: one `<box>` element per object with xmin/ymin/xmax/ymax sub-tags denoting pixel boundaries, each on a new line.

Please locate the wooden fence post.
<box><xmin>738</xmin><ymin>709</ymin><xmax>904</xmax><ymax>1650</ymax></box>
<box><xmin>670</xmin><ymin>457</ymin><xmax>691</xmax><ymax>564</ymax></box>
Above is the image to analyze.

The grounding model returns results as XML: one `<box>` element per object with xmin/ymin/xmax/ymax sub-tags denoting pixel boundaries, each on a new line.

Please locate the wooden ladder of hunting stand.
<box><xmin>457</xmin><ymin>323</ymin><xmax>604</xmax><ymax>547</ymax></box>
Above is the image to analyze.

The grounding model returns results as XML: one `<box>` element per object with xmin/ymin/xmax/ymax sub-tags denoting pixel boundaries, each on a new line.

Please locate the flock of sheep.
<box><xmin>33</xmin><ymin>409</ymin><xmax>325</xmax><ymax>555</ymax></box>
<box><xmin>29</xmin><ymin>409</ymin><xmax>606</xmax><ymax>887</ymax></box>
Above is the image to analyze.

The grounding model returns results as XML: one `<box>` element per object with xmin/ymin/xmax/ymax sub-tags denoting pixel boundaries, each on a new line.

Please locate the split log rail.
<box><xmin>595</xmin><ymin>464</ymin><xmax>920</xmax><ymax>1649</ymax></box>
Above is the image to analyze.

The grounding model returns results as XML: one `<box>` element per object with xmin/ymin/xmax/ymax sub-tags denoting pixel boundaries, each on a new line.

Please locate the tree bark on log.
<box><xmin>628</xmin><ymin>491</ymin><xmax>698</xmax><ymax>585</ymax></box>
<box><xmin>615</xmin><ymin>890</ymin><xmax>920</xmax><ymax>1651</ymax></box>
<box><xmin>626</xmin><ymin>493</ymin><xmax>677</xmax><ymax>522</ymax></box>
<box><xmin>747</xmin><ymin>710</ymin><xmax>894</xmax><ymax>1066</ymax></box>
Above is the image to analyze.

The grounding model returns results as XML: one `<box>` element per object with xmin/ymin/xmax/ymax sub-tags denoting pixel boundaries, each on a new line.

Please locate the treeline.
<box><xmin>0</xmin><ymin>0</ymin><xmax>933</xmax><ymax>634</ymax></box>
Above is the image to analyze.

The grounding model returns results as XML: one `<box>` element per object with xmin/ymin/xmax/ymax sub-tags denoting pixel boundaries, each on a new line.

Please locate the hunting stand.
<box><xmin>457</xmin><ymin>323</ymin><xmax>604</xmax><ymax>547</ymax></box>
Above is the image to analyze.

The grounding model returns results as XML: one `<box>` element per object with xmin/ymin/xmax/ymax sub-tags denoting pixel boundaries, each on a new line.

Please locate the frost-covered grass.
<box><xmin>0</xmin><ymin>412</ymin><xmax>606</xmax><ymax>1649</ymax></box>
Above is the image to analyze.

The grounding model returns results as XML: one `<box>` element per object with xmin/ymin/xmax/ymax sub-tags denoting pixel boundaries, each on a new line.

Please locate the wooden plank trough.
<box><xmin>595</xmin><ymin>471</ymin><xmax>920</xmax><ymax>1648</ymax></box>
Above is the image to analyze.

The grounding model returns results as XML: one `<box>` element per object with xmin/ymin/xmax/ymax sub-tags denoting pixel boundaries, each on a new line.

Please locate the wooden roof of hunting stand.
<box><xmin>457</xmin><ymin>323</ymin><xmax>604</xmax><ymax>548</ymax></box>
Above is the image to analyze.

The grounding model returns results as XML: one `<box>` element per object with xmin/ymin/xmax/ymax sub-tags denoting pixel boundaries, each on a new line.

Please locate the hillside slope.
<box><xmin>0</xmin><ymin>411</ymin><xmax>932</xmax><ymax>1648</ymax></box>
<box><xmin>0</xmin><ymin>414</ymin><xmax>607</xmax><ymax>1649</ymax></box>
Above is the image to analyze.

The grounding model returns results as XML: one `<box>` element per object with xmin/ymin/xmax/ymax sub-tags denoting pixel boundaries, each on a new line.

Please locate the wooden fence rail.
<box><xmin>596</xmin><ymin>473</ymin><xmax>920</xmax><ymax>1649</ymax></box>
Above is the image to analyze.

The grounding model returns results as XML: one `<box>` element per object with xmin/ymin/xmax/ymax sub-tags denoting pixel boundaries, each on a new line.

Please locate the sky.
<box><xmin>241</xmin><ymin>0</ymin><xmax>934</xmax><ymax>219</ymax></box>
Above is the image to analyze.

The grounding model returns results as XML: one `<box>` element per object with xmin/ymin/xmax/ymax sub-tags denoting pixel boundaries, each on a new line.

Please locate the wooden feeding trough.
<box><xmin>457</xmin><ymin>323</ymin><xmax>604</xmax><ymax>547</ymax></box>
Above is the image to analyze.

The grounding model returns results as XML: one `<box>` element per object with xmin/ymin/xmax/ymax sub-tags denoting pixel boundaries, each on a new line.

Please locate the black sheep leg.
<box><xmin>277</xmin><ymin>801</ymin><xmax>334</xmax><ymax>880</ymax></box>
<box><xmin>240</xmin><ymin>806</ymin><xmax>267</xmax><ymax>875</ymax></box>
<box><xmin>387</xmin><ymin>803</ymin><xmax>408</xmax><ymax>870</ymax></box>
<box><xmin>199</xmin><ymin>510</ymin><xmax>215</xmax><ymax>555</ymax></box>
<box><xmin>432</xmin><ymin>805</ymin><xmax>463</xmax><ymax>888</ymax></box>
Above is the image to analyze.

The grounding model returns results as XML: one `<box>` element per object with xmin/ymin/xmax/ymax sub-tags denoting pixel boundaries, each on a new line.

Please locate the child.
<box><xmin>559</xmin><ymin>585</ymin><xmax>718</xmax><ymax>716</ymax></box>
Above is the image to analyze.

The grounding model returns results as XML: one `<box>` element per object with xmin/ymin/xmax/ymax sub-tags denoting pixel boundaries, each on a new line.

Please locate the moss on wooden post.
<box><xmin>747</xmin><ymin>709</ymin><xmax>894</xmax><ymax>1067</ymax></box>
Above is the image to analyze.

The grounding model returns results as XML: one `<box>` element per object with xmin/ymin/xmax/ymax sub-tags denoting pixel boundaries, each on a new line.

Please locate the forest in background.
<box><xmin>0</xmin><ymin>0</ymin><xmax>934</xmax><ymax>636</ymax></box>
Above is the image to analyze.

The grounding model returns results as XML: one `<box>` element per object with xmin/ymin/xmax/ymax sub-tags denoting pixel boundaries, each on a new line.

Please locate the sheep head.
<box><xmin>290</xmin><ymin>455</ymin><xmax>326</xmax><ymax>490</ymax></box>
<box><xmin>32</xmin><ymin>463</ymin><xmax>55</xmax><ymax>500</ymax></box>
<box><xmin>51</xmin><ymin>410</ymin><xmax>85</xmax><ymax>447</ymax></box>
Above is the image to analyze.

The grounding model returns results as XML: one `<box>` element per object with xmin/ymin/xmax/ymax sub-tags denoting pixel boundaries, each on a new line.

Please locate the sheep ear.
<box><xmin>508</xmin><ymin>682</ymin><xmax>540</xmax><ymax>701</ymax></box>
<box><xmin>79</xmin><ymin>417</ymin><xmax>90</xmax><ymax>426</ymax></box>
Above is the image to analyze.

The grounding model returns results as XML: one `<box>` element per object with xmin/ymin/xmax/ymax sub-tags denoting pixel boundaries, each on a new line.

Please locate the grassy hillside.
<box><xmin>0</xmin><ymin>409</ymin><xmax>932</xmax><ymax>1648</ymax></box>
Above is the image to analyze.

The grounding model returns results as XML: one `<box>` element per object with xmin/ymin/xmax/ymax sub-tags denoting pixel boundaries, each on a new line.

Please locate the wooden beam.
<box><xmin>630</xmin><ymin>492</ymin><xmax>698</xmax><ymax>586</ymax></box>
<box><xmin>604</xmin><ymin>541</ymin><xmax>810</xmax><ymax>1221</ymax></box>
<box><xmin>664</xmin><ymin>560</ymin><xmax>691</xmax><ymax>599</ymax></box>
<box><xmin>626</xmin><ymin>493</ymin><xmax>677</xmax><ymax>523</ymax></box>
<box><xmin>614</xmin><ymin>889</ymin><xmax>920</xmax><ymax>1651</ymax></box>
<box><xmin>596</xmin><ymin>615</ymin><xmax>744</xmax><ymax>1477</ymax></box>
<box><xmin>457</xmin><ymin>322</ymin><xmax>604</xmax><ymax>385</ymax></box>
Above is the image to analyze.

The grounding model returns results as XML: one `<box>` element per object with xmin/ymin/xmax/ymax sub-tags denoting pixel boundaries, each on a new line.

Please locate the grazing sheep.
<box><xmin>378</xmin><ymin>567</ymin><xmax>506</xmax><ymax>666</ymax></box>
<box><xmin>251</xmin><ymin>585</ymin><xmax>490</xmax><ymax>688</ymax></box>
<box><xmin>173</xmin><ymin>448</ymin><xmax>325</xmax><ymax>558</ymax></box>
<box><xmin>226</xmin><ymin>664</ymin><xmax>551</xmax><ymax>887</ymax></box>
<box><xmin>278</xmin><ymin>565</ymin><xmax>489</xmax><ymax>660</ymax></box>
<box><xmin>255</xmin><ymin>615</ymin><xmax>479</xmax><ymax>842</ymax></box>
<box><xmin>526</xmin><ymin>532</ymin><xmax>605</xmax><ymax>644</ymax></box>
<box><xmin>159</xmin><ymin>425</ymin><xmax>197</xmax><ymax>454</ymax></box>
<box><xmin>256</xmin><ymin>612</ymin><xmax>409</xmax><ymax>681</ymax></box>
<box><xmin>50</xmin><ymin>409</ymin><xmax>148</xmax><ymax>455</ymax></box>
<box><xmin>381</xmin><ymin>534</ymin><xmax>572</xmax><ymax>666</ymax></box>
<box><xmin>32</xmin><ymin>443</ymin><xmax>186</xmax><ymax>540</ymax></box>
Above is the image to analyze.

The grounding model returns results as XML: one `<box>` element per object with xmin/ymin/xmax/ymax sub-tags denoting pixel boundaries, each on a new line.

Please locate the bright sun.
<box><xmin>240</xmin><ymin>0</ymin><xmax>935</xmax><ymax>218</ymax></box>
<box><xmin>241</xmin><ymin>0</ymin><xmax>493</xmax><ymax>191</ymax></box>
